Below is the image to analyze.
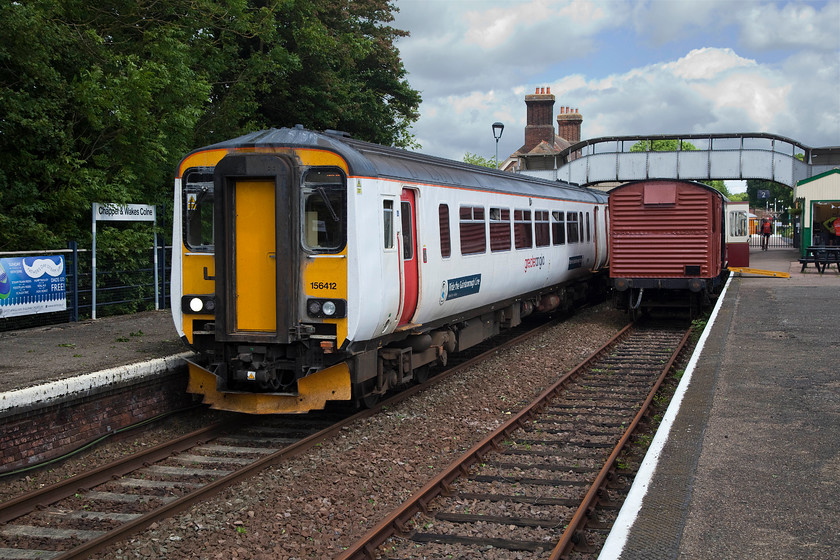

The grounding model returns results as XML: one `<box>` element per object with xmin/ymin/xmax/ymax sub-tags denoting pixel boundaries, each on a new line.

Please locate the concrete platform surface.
<box><xmin>603</xmin><ymin>247</ymin><xmax>839</xmax><ymax>559</ymax></box>
<box><xmin>0</xmin><ymin>310</ymin><xmax>186</xmax><ymax>394</ymax></box>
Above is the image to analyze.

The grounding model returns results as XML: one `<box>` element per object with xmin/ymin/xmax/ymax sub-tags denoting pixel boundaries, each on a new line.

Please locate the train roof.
<box><xmin>608</xmin><ymin>179</ymin><xmax>729</xmax><ymax>202</ymax></box>
<box><xmin>193</xmin><ymin>127</ymin><xmax>606</xmax><ymax>204</ymax></box>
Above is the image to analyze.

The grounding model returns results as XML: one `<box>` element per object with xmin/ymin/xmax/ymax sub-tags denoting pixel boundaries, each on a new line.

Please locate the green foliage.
<box><xmin>746</xmin><ymin>179</ymin><xmax>793</xmax><ymax>212</ymax></box>
<box><xmin>0</xmin><ymin>0</ymin><xmax>421</xmax><ymax>251</ymax></box>
<box><xmin>629</xmin><ymin>140</ymin><xmax>733</xmax><ymax>197</ymax></box>
<box><xmin>463</xmin><ymin>152</ymin><xmax>498</xmax><ymax>168</ymax></box>
<box><xmin>703</xmin><ymin>179</ymin><xmax>731</xmax><ymax>198</ymax></box>
<box><xmin>629</xmin><ymin>139</ymin><xmax>697</xmax><ymax>152</ymax></box>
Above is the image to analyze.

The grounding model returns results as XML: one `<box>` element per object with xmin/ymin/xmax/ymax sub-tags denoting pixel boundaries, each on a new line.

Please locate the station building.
<box><xmin>793</xmin><ymin>168</ymin><xmax>840</xmax><ymax>251</ymax></box>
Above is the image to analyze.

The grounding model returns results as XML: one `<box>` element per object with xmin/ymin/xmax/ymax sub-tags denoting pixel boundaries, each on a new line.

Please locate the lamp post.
<box><xmin>492</xmin><ymin>121</ymin><xmax>504</xmax><ymax>169</ymax></box>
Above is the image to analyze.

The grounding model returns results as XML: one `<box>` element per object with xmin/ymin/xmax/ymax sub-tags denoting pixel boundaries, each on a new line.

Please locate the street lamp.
<box><xmin>492</xmin><ymin>122</ymin><xmax>504</xmax><ymax>169</ymax></box>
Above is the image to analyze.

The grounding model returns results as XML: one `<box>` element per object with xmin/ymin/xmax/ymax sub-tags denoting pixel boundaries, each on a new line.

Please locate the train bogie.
<box><xmin>172</xmin><ymin>127</ymin><xmax>608</xmax><ymax>414</ymax></box>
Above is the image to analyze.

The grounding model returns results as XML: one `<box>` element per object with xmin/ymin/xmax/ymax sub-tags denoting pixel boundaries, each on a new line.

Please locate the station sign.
<box><xmin>91</xmin><ymin>202</ymin><xmax>159</xmax><ymax>319</ymax></box>
<box><xmin>93</xmin><ymin>203</ymin><xmax>156</xmax><ymax>222</ymax></box>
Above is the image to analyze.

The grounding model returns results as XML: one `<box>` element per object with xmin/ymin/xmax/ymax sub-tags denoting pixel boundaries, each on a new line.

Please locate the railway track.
<box><xmin>0</xmin><ymin>315</ymin><xmax>575</xmax><ymax>560</ymax></box>
<box><xmin>337</xmin><ymin>321</ymin><xmax>691</xmax><ymax>559</ymax></box>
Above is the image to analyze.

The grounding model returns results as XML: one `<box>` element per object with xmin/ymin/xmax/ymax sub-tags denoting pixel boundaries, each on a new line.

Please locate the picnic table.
<box><xmin>799</xmin><ymin>246</ymin><xmax>840</xmax><ymax>273</ymax></box>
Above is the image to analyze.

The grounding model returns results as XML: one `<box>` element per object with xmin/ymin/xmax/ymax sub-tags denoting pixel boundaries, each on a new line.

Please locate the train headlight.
<box><xmin>182</xmin><ymin>295</ymin><xmax>215</xmax><ymax>315</ymax></box>
<box><xmin>306</xmin><ymin>298</ymin><xmax>346</xmax><ymax>318</ymax></box>
<box><xmin>189</xmin><ymin>297</ymin><xmax>203</xmax><ymax>312</ymax></box>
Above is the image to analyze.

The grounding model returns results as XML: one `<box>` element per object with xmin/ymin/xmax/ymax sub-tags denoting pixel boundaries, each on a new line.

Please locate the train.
<box><xmin>171</xmin><ymin>126</ymin><xmax>610</xmax><ymax>414</ymax></box>
<box><xmin>607</xmin><ymin>179</ymin><xmax>742</xmax><ymax>316</ymax></box>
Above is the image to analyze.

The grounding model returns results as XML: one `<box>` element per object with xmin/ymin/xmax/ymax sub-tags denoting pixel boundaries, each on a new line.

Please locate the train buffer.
<box><xmin>727</xmin><ymin>267</ymin><xmax>790</xmax><ymax>278</ymax></box>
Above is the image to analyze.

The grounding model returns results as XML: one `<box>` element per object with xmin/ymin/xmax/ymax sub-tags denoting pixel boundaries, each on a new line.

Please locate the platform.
<box><xmin>0</xmin><ymin>310</ymin><xmax>189</xmax><ymax>414</ymax></box>
<box><xmin>602</xmin><ymin>247</ymin><xmax>839</xmax><ymax>559</ymax></box>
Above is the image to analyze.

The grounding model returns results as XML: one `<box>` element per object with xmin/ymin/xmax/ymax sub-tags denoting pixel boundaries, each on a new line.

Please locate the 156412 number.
<box><xmin>310</xmin><ymin>282</ymin><xmax>337</xmax><ymax>290</ymax></box>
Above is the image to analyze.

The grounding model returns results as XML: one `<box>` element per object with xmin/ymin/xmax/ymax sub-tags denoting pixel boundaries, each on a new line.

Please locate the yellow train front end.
<box><xmin>171</xmin><ymin>130</ymin><xmax>354</xmax><ymax>413</ymax></box>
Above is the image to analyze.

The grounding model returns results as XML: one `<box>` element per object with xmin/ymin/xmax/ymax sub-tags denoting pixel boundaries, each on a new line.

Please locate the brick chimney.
<box><xmin>556</xmin><ymin>106</ymin><xmax>583</xmax><ymax>144</ymax></box>
<box><xmin>524</xmin><ymin>87</ymin><xmax>555</xmax><ymax>152</ymax></box>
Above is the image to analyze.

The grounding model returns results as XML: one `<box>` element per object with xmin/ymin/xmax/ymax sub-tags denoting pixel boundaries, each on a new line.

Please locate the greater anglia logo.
<box><xmin>524</xmin><ymin>255</ymin><xmax>545</xmax><ymax>272</ymax></box>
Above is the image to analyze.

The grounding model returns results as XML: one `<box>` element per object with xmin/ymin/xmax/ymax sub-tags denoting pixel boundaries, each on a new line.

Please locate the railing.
<box><xmin>0</xmin><ymin>243</ymin><xmax>171</xmax><ymax>332</ymax></box>
<box><xmin>521</xmin><ymin>132</ymin><xmax>837</xmax><ymax>187</ymax></box>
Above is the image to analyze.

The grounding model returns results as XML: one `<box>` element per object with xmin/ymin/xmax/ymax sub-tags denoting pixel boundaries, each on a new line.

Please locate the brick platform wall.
<box><xmin>0</xmin><ymin>372</ymin><xmax>194</xmax><ymax>474</ymax></box>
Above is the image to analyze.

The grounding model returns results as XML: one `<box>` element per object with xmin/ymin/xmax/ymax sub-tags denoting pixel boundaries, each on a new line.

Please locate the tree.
<box><xmin>746</xmin><ymin>180</ymin><xmax>793</xmax><ymax>213</ymax></box>
<box><xmin>0</xmin><ymin>0</ymin><xmax>421</xmax><ymax>251</ymax></box>
<box><xmin>629</xmin><ymin>140</ymin><xmax>732</xmax><ymax>197</ymax></box>
<box><xmin>629</xmin><ymin>139</ymin><xmax>697</xmax><ymax>152</ymax></box>
<box><xmin>463</xmin><ymin>153</ymin><xmax>497</xmax><ymax>168</ymax></box>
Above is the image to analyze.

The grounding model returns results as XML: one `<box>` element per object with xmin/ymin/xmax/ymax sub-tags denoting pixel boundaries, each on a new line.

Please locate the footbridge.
<box><xmin>519</xmin><ymin>133</ymin><xmax>839</xmax><ymax>187</ymax></box>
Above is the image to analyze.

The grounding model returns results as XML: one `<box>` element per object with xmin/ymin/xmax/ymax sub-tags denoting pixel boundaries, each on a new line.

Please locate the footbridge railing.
<box><xmin>520</xmin><ymin>133</ymin><xmax>838</xmax><ymax>187</ymax></box>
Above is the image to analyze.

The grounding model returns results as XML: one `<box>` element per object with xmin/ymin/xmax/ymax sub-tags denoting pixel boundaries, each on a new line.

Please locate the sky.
<box><xmin>390</xmin><ymin>0</ymin><xmax>840</xmax><ymax>192</ymax></box>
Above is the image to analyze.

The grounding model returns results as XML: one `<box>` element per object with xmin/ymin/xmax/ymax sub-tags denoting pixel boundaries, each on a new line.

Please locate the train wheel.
<box><xmin>360</xmin><ymin>379</ymin><xmax>381</xmax><ymax>408</ymax></box>
<box><xmin>414</xmin><ymin>365</ymin><xmax>430</xmax><ymax>384</ymax></box>
<box><xmin>361</xmin><ymin>392</ymin><xmax>380</xmax><ymax>408</ymax></box>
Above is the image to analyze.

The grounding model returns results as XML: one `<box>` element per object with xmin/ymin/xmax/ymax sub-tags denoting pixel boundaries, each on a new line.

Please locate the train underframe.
<box><xmin>611</xmin><ymin>273</ymin><xmax>727</xmax><ymax>319</ymax></box>
<box><xmin>186</xmin><ymin>278</ymin><xmax>600</xmax><ymax>413</ymax></box>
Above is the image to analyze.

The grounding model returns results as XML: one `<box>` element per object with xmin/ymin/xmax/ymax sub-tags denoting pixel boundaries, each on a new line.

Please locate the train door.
<box><xmin>398</xmin><ymin>188</ymin><xmax>418</xmax><ymax>325</ymax></box>
<box><xmin>214</xmin><ymin>153</ymin><xmax>295</xmax><ymax>343</ymax></box>
<box><xmin>234</xmin><ymin>180</ymin><xmax>277</xmax><ymax>332</ymax></box>
<box><xmin>592</xmin><ymin>205</ymin><xmax>609</xmax><ymax>269</ymax></box>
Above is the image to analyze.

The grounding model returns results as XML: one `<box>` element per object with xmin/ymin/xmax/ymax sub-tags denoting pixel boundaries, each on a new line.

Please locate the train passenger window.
<box><xmin>514</xmin><ymin>210</ymin><xmax>532</xmax><ymax>249</ymax></box>
<box><xmin>460</xmin><ymin>206</ymin><xmax>486</xmax><ymax>255</ymax></box>
<box><xmin>489</xmin><ymin>208</ymin><xmax>511</xmax><ymax>252</ymax></box>
<box><xmin>383</xmin><ymin>200</ymin><xmax>394</xmax><ymax>249</ymax></box>
<box><xmin>729</xmin><ymin>210</ymin><xmax>748</xmax><ymax>237</ymax></box>
<box><xmin>301</xmin><ymin>168</ymin><xmax>346</xmax><ymax>253</ymax></box>
<box><xmin>552</xmin><ymin>211</ymin><xmax>565</xmax><ymax>245</ymax></box>
<box><xmin>439</xmin><ymin>204</ymin><xmax>451</xmax><ymax>258</ymax></box>
<box><xmin>567</xmin><ymin>212</ymin><xmax>580</xmax><ymax>243</ymax></box>
<box><xmin>585</xmin><ymin>212</ymin><xmax>591</xmax><ymax>242</ymax></box>
<box><xmin>183</xmin><ymin>168</ymin><xmax>215</xmax><ymax>251</ymax></box>
<box><xmin>401</xmin><ymin>201</ymin><xmax>413</xmax><ymax>260</ymax></box>
<box><xmin>579</xmin><ymin>212</ymin><xmax>584</xmax><ymax>242</ymax></box>
<box><xmin>535</xmin><ymin>210</ymin><xmax>550</xmax><ymax>247</ymax></box>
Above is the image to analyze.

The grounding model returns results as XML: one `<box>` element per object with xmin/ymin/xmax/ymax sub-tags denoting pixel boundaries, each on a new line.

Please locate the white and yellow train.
<box><xmin>171</xmin><ymin>127</ymin><xmax>609</xmax><ymax>414</ymax></box>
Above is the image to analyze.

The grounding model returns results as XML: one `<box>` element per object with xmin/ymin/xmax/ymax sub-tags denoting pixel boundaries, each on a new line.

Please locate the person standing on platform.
<box><xmin>761</xmin><ymin>218</ymin><xmax>772</xmax><ymax>251</ymax></box>
<box><xmin>822</xmin><ymin>216</ymin><xmax>840</xmax><ymax>246</ymax></box>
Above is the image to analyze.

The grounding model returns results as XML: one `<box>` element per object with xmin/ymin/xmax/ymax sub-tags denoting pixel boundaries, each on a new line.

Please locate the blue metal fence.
<box><xmin>0</xmin><ymin>241</ymin><xmax>171</xmax><ymax>332</ymax></box>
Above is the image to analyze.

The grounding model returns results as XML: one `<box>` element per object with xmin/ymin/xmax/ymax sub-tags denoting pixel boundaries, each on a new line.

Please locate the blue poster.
<box><xmin>440</xmin><ymin>274</ymin><xmax>482</xmax><ymax>303</ymax></box>
<box><xmin>0</xmin><ymin>256</ymin><xmax>67</xmax><ymax>318</ymax></box>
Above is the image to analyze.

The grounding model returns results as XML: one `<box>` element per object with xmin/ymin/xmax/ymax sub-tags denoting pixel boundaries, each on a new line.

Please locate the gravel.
<box><xmin>6</xmin><ymin>304</ymin><xmax>627</xmax><ymax>559</ymax></box>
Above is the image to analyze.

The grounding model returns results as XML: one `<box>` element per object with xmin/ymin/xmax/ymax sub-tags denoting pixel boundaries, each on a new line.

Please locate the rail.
<box><xmin>336</xmin><ymin>322</ymin><xmax>695</xmax><ymax>559</ymax></box>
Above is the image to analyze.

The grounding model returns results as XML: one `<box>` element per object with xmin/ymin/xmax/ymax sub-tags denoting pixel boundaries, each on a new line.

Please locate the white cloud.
<box><xmin>391</xmin><ymin>0</ymin><xmax>840</xmax><ymax>161</ymax></box>
<box><xmin>665</xmin><ymin>48</ymin><xmax>756</xmax><ymax>81</ymax></box>
<box><xmin>737</xmin><ymin>2</ymin><xmax>840</xmax><ymax>51</ymax></box>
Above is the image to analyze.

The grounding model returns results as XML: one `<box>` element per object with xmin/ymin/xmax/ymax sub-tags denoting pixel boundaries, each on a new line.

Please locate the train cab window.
<box><xmin>514</xmin><ymin>210</ymin><xmax>532</xmax><ymax>249</ymax></box>
<box><xmin>302</xmin><ymin>168</ymin><xmax>346</xmax><ymax>253</ymax></box>
<box><xmin>401</xmin><ymin>201</ymin><xmax>413</xmax><ymax>260</ymax></box>
<box><xmin>183</xmin><ymin>167</ymin><xmax>215</xmax><ymax>251</ymax></box>
<box><xmin>460</xmin><ymin>206</ymin><xmax>486</xmax><ymax>255</ymax></box>
<box><xmin>489</xmin><ymin>207</ymin><xmax>511</xmax><ymax>252</ymax></box>
<box><xmin>567</xmin><ymin>212</ymin><xmax>580</xmax><ymax>243</ymax></box>
<box><xmin>439</xmin><ymin>204</ymin><xmax>451</xmax><ymax>258</ymax></box>
<box><xmin>535</xmin><ymin>210</ymin><xmax>550</xmax><ymax>247</ymax></box>
<box><xmin>383</xmin><ymin>200</ymin><xmax>394</xmax><ymax>249</ymax></box>
<box><xmin>552</xmin><ymin>211</ymin><xmax>565</xmax><ymax>245</ymax></box>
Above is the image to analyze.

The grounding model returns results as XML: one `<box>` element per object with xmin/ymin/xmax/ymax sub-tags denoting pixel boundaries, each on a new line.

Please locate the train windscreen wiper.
<box><xmin>317</xmin><ymin>186</ymin><xmax>339</xmax><ymax>222</ymax></box>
